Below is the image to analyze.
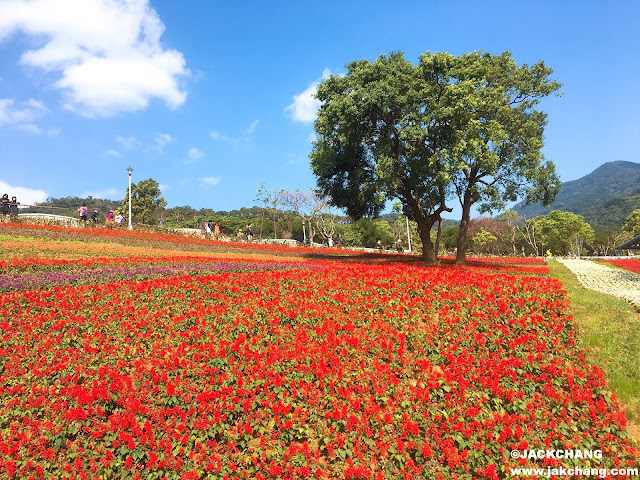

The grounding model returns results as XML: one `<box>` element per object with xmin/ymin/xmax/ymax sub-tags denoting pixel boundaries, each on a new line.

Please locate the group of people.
<box><xmin>235</xmin><ymin>223</ymin><xmax>254</xmax><ymax>242</ymax></box>
<box><xmin>77</xmin><ymin>204</ymin><xmax>125</xmax><ymax>227</ymax></box>
<box><xmin>105</xmin><ymin>209</ymin><xmax>126</xmax><ymax>226</ymax></box>
<box><xmin>200</xmin><ymin>221</ymin><xmax>258</xmax><ymax>241</ymax></box>
<box><xmin>201</xmin><ymin>220</ymin><xmax>222</xmax><ymax>239</ymax></box>
<box><xmin>321</xmin><ymin>234</ymin><xmax>344</xmax><ymax>247</ymax></box>
<box><xmin>1</xmin><ymin>194</ymin><xmax>20</xmax><ymax>218</ymax></box>
<box><xmin>376</xmin><ymin>239</ymin><xmax>404</xmax><ymax>252</ymax></box>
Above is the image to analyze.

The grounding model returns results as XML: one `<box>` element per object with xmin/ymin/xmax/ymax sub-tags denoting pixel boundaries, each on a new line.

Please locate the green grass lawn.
<box><xmin>549</xmin><ymin>260</ymin><xmax>640</xmax><ymax>442</ymax></box>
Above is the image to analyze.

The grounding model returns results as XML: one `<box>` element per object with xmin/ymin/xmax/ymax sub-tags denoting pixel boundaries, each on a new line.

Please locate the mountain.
<box><xmin>513</xmin><ymin>160</ymin><xmax>640</xmax><ymax>226</ymax></box>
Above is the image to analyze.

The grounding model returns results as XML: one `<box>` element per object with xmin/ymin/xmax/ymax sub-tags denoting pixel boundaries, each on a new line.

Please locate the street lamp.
<box><xmin>126</xmin><ymin>167</ymin><xmax>133</xmax><ymax>230</ymax></box>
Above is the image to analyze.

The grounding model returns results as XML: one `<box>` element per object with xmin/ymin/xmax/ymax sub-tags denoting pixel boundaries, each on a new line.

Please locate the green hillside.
<box><xmin>514</xmin><ymin>160</ymin><xmax>640</xmax><ymax>225</ymax></box>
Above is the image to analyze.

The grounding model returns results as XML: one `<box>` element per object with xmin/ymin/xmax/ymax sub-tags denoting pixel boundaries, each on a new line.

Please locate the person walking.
<box><xmin>78</xmin><ymin>203</ymin><xmax>88</xmax><ymax>227</ymax></box>
<box><xmin>213</xmin><ymin>222</ymin><xmax>221</xmax><ymax>239</ymax></box>
<box><xmin>245</xmin><ymin>223</ymin><xmax>254</xmax><ymax>241</ymax></box>
<box><xmin>91</xmin><ymin>209</ymin><xmax>99</xmax><ymax>225</ymax></box>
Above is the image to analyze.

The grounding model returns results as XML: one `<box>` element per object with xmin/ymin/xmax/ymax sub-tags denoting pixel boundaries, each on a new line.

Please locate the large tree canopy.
<box><xmin>120</xmin><ymin>178</ymin><xmax>167</xmax><ymax>226</ymax></box>
<box><xmin>310</xmin><ymin>50</ymin><xmax>561</xmax><ymax>262</ymax></box>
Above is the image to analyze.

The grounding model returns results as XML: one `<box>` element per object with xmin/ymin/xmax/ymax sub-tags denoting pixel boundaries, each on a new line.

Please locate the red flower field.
<box><xmin>603</xmin><ymin>259</ymin><xmax>640</xmax><ymax>275</ymax></box>
<box><xmin>0</xmin><ymin>224</ymin><xmax>637</xmax><ymax>479</ymax></box>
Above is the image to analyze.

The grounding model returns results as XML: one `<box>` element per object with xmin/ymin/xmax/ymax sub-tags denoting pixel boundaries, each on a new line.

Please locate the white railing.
<box><xmin>17</xmin><ymin>213</ymin><xmax>80</xmax><ymax>227</ymax></box>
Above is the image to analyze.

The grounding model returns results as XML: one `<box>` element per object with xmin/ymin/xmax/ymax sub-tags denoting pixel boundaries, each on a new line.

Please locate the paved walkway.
<box><xmin>557</xmin><ymin>258</ymin><xmax>640</xmax><ymax>308</ymax></box>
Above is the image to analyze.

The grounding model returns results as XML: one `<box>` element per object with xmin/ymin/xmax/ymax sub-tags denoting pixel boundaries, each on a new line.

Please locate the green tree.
<box><xmin>441</xmin><ymin>226</ymin><xmax>460</xmax><ymax>253</ymax></box>
<box><xmin>311</xmin><ymin>50</ymin><xmax>561</xmax><ymax>263</ymax></box>
<box><xmin>311</xmin><ymin>52</ymin><xmax>452</xmax><ymax>262</ymax></box>
<box><xmin>472</xmin><ymin>229</ymin><xmax>498</xmax><ymax>254</ymax></box>
<box><xmin>623</xmin><ymin>209</ymin><xmax>640</xmax><ymax>237</ymax></box>
<box><xmin>121</xmin><ymin>178</ymin><xmax>167</xmax><ymax>226</ymax></box>
<box><xmin>441</xmin><ymin>52</ymin><xmax>562</xmax><ymax>262</ymax></box>
<box><xmin>531</xmin><ymin>210</ymin><xmax>594</xmax><ymax>255</ymax></box>
<box><xmin>348</xmin><ymin>219</ymin><xmax>395</xmax><ymax>249</ymax></box>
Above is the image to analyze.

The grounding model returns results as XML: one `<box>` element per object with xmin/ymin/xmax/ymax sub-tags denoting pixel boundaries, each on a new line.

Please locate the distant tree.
<box><xmin>499</xmin><ymin>210</ymin><xmax>523</xmax><ymax>255</ymax></box>
<box><xmin>472</xmin><ymin>229</ymin><xmax>498</xmax><ymax>255</ymax></box>
<box><xmin>353</xmin><ymin>219</ymin><xmax>395</xmax><ymax>249</ymax></box>
<box><xmin>623</xmin><ymin>209</ymin><xmax>640</xmax><ymax>237</ymax></box>
<box><xmin>256</xmin><ymin>184</ymin><xmax>284</xmax><ymax>239</ymax></box>
<box><xmin>281</xmin><ymin>189</ymin><xmax>341</xmax><ymax>243</ymax></box>
<box><xmin>528</xmin><ymin>211</ymin><xmax>594</xmax><ymax>256</ymax></box>
<box><xmin>32</xmin><ymin>196</ymin><xmax>120</xmax><ymax>218</ymax></box>
<box><xmin>440</xmin><ymin>226</ymin><xmax>460</xmax><ymax>253</ymax></box>
<box><xmin>120</xmin><ymin>178</ymin><xmax>167</xmax><ymax>226</ymax></box>
<box><xmin>168</xmin><ymin>205</ymin><xmax>198</xmax><ymax>227</ymax></box>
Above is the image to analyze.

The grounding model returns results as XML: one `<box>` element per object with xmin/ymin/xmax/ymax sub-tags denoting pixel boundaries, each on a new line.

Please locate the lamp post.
<box><xmin>126</xmin><ymin>167</ymin><xmax>133</xmax><ymax>230</ymax></box>
<box><xmin>302</xmin><ymin>220</ymin><xmax>307</xmax><ymax>244</ymax></box>
<box><xmin>406</xmin><ymin>216</ymin><xmax>412</xmax><ymax>253</ymax></box>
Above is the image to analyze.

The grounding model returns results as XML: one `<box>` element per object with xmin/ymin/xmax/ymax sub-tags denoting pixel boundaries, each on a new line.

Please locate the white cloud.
<box><xmin>158</xmin><ymin>183</ymin><xmax>168</xmax><ymax>191</ymax></box>
<box><xmin>104</xmin><ymin>149</ymin><xmax>121</xmax><ymax>157</ymax></box>
<box><xmin>285</xmin><ymin>68</ymin><xmax>332</xmax><ymax>124</ymax></box>
<box><xmin>187</xmin><ymin>147</ymin><xmax>203</xmax><ymax>162</ymax></box>
<box><xmin>0</xmin><ymin>97</ymin><xmax>48</xmax><ymax>126</ymax></box>
<box><xmin>116</xmin><ymin>135</ymin><xmax>139</xmax><ymax>150</ymax></box>
<box><xmin>114</xmin><ymin>132</ymin><xmax>173</xmax><ymax>153</ymax></box>
<box><xmin>199</xmin><ymin>176</ymin><xmax>221</xmax><ymax>185</ymax></box>
<box><xmin>209</xmin><ymin>120</ymin><xmax>260</xmax><ymax>144</ymax></box>
<box><xmin>80</xmin><ymin>188</ymin><xmax>121</xmax><ymax>199</ymax></box>
<box><xmin>0</xmin><ymin>180</ymin><xmax>48</xmax><ymax>205</ymax></box>
<box><xmin>0</xmin><ymin>0</ymin><xmax>190</xmax><ymax>117</ymax></box>
<box><xmin>209</xmin><ymin>130</ymin><xmax>229</xmax><ymax>141</ymax></box>
<box><xmin>152</xmin><ymin>132</ymin><xmax>174</xmax><ymax>152</ymax></box>
<box><xmin>26</xmin><ymin>98</ymin><xmax>48</xmax><ymax>111</ymax></box>
<box><xmin>17</xmin><ymin>123</ymin><xmax>42</xmax><ymax>134</ymax></box>
<box><xmin>247</xmin><ymin>119</ymin><xmax>260</xmax><ymax>135</ymax></box>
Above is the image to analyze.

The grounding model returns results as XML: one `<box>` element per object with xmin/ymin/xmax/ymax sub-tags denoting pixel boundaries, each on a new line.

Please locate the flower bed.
<box><xmin>603</xmin><ymin>258</ymin><xmax>640</xmax><ymax>275</ymax></box>
<box><xmin>0</xmin><ymin>259</ymin><xmax>307</xmax><ymax>292</ymax></box>
<box><xmin>1</xmin><ymin>258</ymin><xmax>637</xmax><ymax>479</ymax></box>
<box><xmin>0</xmin><ymin>223</ymin><xmax>353</xmax><ymax>259</ymax></box>
<box><xmin>557</xmin><ymin>258</ymin><xmax>640</xmax><ymax>308</ymax></box>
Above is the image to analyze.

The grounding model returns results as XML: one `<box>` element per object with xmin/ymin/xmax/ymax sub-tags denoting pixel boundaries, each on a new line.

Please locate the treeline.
<box><xmin>443</xmin><ymin>209</ymin><xmax>639</xmax><ymax>256</ymax></box>
<box><xmin>27</xmin><ymin>196</ymin><xmax>121</xmax><ymax>218</ymax></box>
<box><xmin>32</xmin><ymin>195</ymin><xmax>411</xmax><ymax>249</ymax></box>
<box><xmin>34</xmin><ymin>185</ymin><xmax>639</xmax><ymax>254</ymax></box>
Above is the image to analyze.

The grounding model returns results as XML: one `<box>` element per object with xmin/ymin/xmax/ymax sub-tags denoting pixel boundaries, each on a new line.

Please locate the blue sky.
<box><xmin>0</xmin><ymin>0</ymin><xmax>638</xmax><ymax>217</ymax></box>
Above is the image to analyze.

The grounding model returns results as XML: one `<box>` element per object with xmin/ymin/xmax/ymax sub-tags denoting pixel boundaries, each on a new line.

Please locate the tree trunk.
<box><xmin>456</xmin><ymin>188</ymin><xmax>476</xmax><ymax>263</ymax></box>
<box><xmin>417</xmin><ymin>217</ymin><xmax>437</xmax><ymax>262</ymax></box>
<box><xmin>259</xmin><ymin>207</ymin><xmax>265</xmax><ymax>240</ymax></box>
<box><xmin>272</xmin><ymin>208</ymin><xmax>277</xmax><ymax>239</ymax></box>
<box><xmin>435</xmin><ymin>217</ymin><xmax>443</xmax><ymax>257</ymax></box>
<box><xmin>406</xmin><ymin>199</ymin><xmax>437</xmax><ymax>263</ymax></box>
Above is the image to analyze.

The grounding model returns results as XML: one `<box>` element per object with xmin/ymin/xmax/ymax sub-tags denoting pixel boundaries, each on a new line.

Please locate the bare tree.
<box><xmin>500</xmin><ymin>210</ymin><xmax>522</xmax><ymax>256</ymax></box>
<box><xmin>519</xmin><ymin>217</ymin><xmax>541</xmax><ymax>256</ymax></box>
<box><xmin>601</xmin><ymin>231</ymin><xmax>632</xmax><ymax>256</ymax></box>
<box><xmin>316</xmin><ymin>210</ymin><xmax>336</xmax><ymax>243</ymax></box>
<box><xmin>256</xmin><ymin>184</ymin><xmax>284</xmax><ymax>239</ymax></box>
<box><xmin>281</xmin><ymin>189</ymin><xmax>328</xmax><ymax>243</ymax></box>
